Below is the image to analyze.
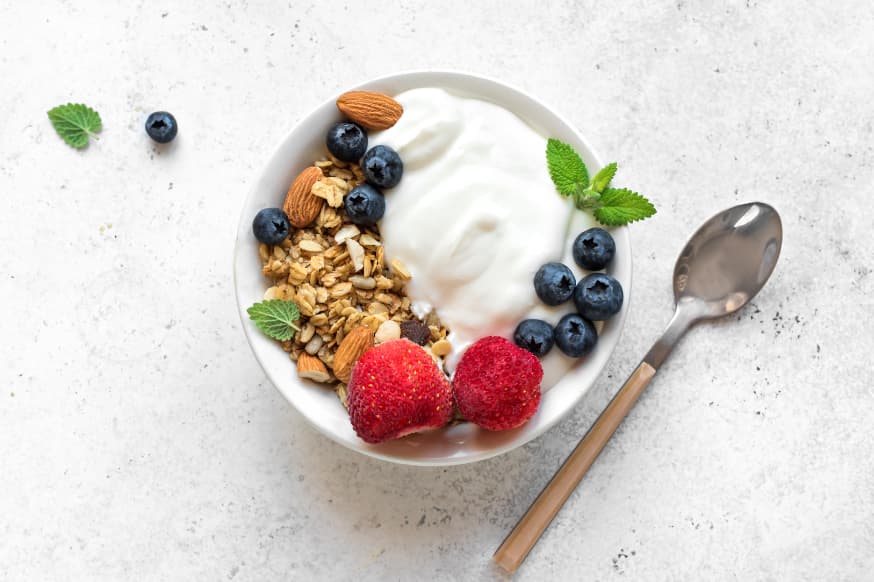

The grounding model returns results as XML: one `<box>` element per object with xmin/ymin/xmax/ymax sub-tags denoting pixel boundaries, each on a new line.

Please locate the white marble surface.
<box><xmin>2</xmin><ymin>1</ymin><xmax>873</xmax><ymax>580</ymax></box>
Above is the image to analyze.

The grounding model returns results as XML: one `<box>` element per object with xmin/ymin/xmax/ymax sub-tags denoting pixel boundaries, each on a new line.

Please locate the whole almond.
<box><xmin>333</xmin><ymin>325</ymin><xmax>375</xmax><ymax>383</ymax></box>
<box><xmin>297</xmin><ymin>352</ymin><xmax>331</xmax><ymax>383</ymax></box>
<box><xmin>283</xmin><ymin>166</ymin><xmax>325</xmax><ymax>228</ymax></box>
<box><xmin>336</xmin><ymin>91</ymin><xmax>403</xmax><ymax>130</ymax></box>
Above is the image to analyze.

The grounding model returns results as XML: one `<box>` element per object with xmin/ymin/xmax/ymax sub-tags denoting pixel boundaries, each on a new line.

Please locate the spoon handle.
<box><xmin>493</xmin><ymin>361</ymin><xmax>657</xmax><ymax>573</ymax></box>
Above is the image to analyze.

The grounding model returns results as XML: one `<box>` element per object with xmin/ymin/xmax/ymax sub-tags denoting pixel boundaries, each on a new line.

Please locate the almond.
<box><xmin>336</xmin><ymin>91</ymin><xmax>403</xmax><ymax>130</ymax></box>
<box><xmin>297</xmin><ymin>352</ymin><xmax>331</xmax><ymax>383</ymax></box>
<box><xmin>283</xmin><ymin>166</ymin><xmax>325</xmax><ymax>228</ymax></box>
<box><xmin>332</xmin><ymin>325</ymin><xmax>375</xmax><ymax>383</ymax></box>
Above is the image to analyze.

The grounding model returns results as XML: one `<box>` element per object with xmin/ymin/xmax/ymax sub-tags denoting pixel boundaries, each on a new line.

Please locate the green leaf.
<box><xmin>546</xmin><ymin>138</ymin><xmax>589</xmax><ymax>195</ymax></box>
<box><xmin>247</xmin><ymin>299</ymin><xmax>301</xmax><ymax>341</ymax></box>
<box><xmin>47</xmin><ymin>103</ymin><xmax>102</xmax><ymax>149</ymax></box>
<box><xmin>593</xmin><ymin>188</ymin><xmax>657</xmax><ymax>226</ymax></box>
<box><xmin>591</xmin><ymin>162</ymin><xmax>618</xmax><ymax>193</ymax></box>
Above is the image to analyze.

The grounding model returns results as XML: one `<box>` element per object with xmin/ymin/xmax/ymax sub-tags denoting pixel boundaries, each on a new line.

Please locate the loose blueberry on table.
<box><xmin>145</xmin><ymin>111</ymin><xmax>178</xmax><ymax>143</ymax></box>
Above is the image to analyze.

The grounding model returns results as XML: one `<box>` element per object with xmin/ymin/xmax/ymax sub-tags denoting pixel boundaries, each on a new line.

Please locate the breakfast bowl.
<box><xmin>233</xmin><ymin>71</ymin><xmax>631</xmax><ymax>466</ymax></box>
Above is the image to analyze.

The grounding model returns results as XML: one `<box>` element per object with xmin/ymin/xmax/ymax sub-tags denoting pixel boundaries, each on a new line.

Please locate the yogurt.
<box><xmin>375</xmin><ymin>88</ymin><xmax>598</xmax><ymax>388</ymax></box>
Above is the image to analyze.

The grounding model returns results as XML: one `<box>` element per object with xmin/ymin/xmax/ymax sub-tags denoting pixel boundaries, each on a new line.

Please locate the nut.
<box><xmin>304</xmin><ymin>334</ymin><xmax>324</xmax><ymax>355</ymax></box>
<box><xmin>359</xmin><ymin>234</ymin><xmax>381</xmax><ymax>247</ymax></box>
<box><xmin>298</xmin><ymin>323</ymin><xmax>315</xmax><ymax>344</ymax></box>
<box><xmin>297</xmin><ymin>353</ymin><xmax>331</xmax><ymax>383</ymax></box>
<box><xmin>336</xmin><ymin>91</ymin><xmax>403</xmax><ymax>130</ymax></box>
<box><xmin>430</xmin><ymin>339</ymin><xmax>452</xmax><ymax>357</ymax></box>
<box><xmin>336</xmin><ymin>383</ymin><xmax>349</xmax><ymax>409</ymax></box>
<box><xmin>332</xmin><ymin>325</ymin><xmax>374</xmax><ymax>383</ymax></box>
<box><xmin>375</xmin><ymin>320</ymin><xmax>401</xmax><ymax>344</ymax></box>
<box><xmin>334</xmin><ymin>224</ymin><xmax>360</xmax><ymax>244</ymax></box>
<box><xmin>283</xmin><ymin>166</ymin><xmax>325</xmax><ymax>228</ymax></box>
<box><xmin>349</xmin><ymin>275</ymin><xmax>376</xmax><ymax>290</ymax></box>
<box><xmin>346</xmin><ymin>238</ymin><xmax>365</xmax><ymax>272</ymax></box>
<box><xmin>298</xmin><ymin>240</ymin><xmax>323</xmax><ymax>253</ymax></box>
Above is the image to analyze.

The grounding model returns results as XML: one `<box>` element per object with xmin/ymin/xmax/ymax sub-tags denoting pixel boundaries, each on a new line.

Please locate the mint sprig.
<box><xmin>545</xmin><ymin>138</ymin><xmax>656</xmax><ymax>226</ymax></box>
<box><xmin>47</xmin><ymin>103</ymin><xmax>102</xmax><ymax>149</ymax></box>
<box><xmin>247</xmin><ymin>299</ymin><xmax>301</xmax><ymax>341</ymax></box>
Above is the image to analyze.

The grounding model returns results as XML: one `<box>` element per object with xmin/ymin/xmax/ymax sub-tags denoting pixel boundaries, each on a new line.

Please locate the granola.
<box><xmin>258</xmin><ymin>154</ymin><xmax>449</xmax><ymax>403</ymax></box>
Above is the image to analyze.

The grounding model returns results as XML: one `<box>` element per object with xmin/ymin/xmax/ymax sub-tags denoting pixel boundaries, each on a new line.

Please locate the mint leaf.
<box><xmin>247</xmin><ymin>299</ymin><xmax>301</xmax><ymax>341</ymax></box>
<box><xmin>594</xmin><ymin>188</ymin><xmax>657</xmax><ymax>226</ymax></box>
<box><xmin>591</xmin><ymin>162</ymin><xmax>618</xmax><ymax>193</ymax></box>
<box><xmin>546</xmin><ymin>138</ymin><xmax>589</xmax><ymax>195</ymax></box>
<box><xmin>545</xmin><ymin>138</ymin><xmax>656</xmax><ymax>226</ymax></box>
<box><xmin>47</xmin><ymin>103</ymin><xmax>102</xmax><ymax>149</ymax></box>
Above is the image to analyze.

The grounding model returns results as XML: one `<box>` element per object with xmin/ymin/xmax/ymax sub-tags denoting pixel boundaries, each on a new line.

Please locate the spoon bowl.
<box><xmin>494</xmin><ymin>202</ymin><xmax>783</xmax><ymax>572</ymax></box>
<box><xmin>674</xmin><ymin>202</ymin><xmax>783</xmax><ymax>319</ymax></box>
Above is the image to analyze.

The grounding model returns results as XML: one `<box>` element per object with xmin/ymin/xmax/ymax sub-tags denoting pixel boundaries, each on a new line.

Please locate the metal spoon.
<box><xmin>494</xmin><ymin>202</ymin><xmax>783</xmax><ymax>573</ymax></box>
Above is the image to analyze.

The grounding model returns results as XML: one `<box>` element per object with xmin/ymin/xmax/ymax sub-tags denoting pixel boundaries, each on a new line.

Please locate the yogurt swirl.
<box><xmin>375</xmin><ymin>88</ymin><xmax>598</xmax><ymax>388</ymax></box>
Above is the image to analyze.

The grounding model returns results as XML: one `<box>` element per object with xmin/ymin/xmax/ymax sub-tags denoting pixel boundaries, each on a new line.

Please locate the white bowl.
<box><xmin>234</xmin><ymin>71</ymin><xmax>631</xmax><ymax>466</ymax></box>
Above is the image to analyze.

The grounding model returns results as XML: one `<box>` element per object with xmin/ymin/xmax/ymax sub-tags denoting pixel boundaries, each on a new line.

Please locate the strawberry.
<box><xmin>347</xmin><ymin>339</ymin><xmax>453</xmax><ymax>443</ymax></box>
<box><xmin>452</xmin><ymin>336</ymin><xmax>543</xmax><ymax>431</ymax></box>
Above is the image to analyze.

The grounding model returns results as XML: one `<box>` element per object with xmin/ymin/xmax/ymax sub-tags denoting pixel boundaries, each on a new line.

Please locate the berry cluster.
<box><xmin>348</xmin><ymin>336</ymin><xmax>543</xmax><ymax>443</ymax></box>
<box><xmin>251</xmin><ymin>120</ymin><xmax>404</xmax><ymax>245</ymax></box>
<box><xmin>327</xmin><ymin>123</ymin><xmax>404</xmax><ymax>227</ymax></box>
<box><xmin>515</xmin><ymin>228</ymin><xmax>623</xmax><ymax>359</ymax></box>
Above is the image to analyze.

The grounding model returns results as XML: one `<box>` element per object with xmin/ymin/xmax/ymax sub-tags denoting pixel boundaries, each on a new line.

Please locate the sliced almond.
<box><xmin>334</xmin><ymin>224</ymin><xmax>361</xmax><ymax>244</ymax></box>
<box><xmin>346</xmin><ymin>238</ymin><xmax>365</xmax><ymax>272</ymax></box>
<box><xmin>299</xmin><ymin>240</ymin><xmax>323</xmax><ymax>253</ymax></box>
<box><xmin>359</xmin><ymin>234</ymin><xmax>381</xmax><ymax>247</ymax></box>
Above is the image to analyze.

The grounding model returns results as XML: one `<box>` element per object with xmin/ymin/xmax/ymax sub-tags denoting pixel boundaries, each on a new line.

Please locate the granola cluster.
<box><xmin>258</xmin><ymin>154</ymin><xmax>449</xmax><ymax>401</ymax></box>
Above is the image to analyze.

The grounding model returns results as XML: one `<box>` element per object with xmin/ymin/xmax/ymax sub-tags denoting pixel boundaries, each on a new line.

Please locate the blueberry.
<box><xmin>326</xmin><ymin>122</ymin><xmax>368</xmax><ymax>162</ymax></box>
<box><xmin>252</xmin><ymin>208</ymin><xmax>291</xmax><ymax>245</ymax></box>
<box><xmin>533</xmin><ymin>262</ymin><xmax>576</xmax><ymax>306</ymax></box>
<box><xmin>513</xmin><ymin>319</ymin><xmax>555</xmax><ymax>358</ymax></box>
<box><xmin>573</xmin><ymin>273</ymin><xmax>624</xmax><ymax>320</ymax></box>
<box><xmin>554</xmin><ymin>314</ymin><xmax>598</xmax><ymax>358</ymax></box>
<box><xmin>572</xmin><ymin>228</ymin><xmax>616</xmax><ymax>271</ymax></box>
<box><xmin>145</xmin><ymin>111</ymin><xmax>178</xmax><ymax>143</ymax></box>
<box><xmin>362</xmin><ymin>145</ymin><xmax>403</xmax><ymax>189</ymax></box>
<box><xmin>344</xmin><ymin>184</ymin><xmax>385</xmax><ymax>226</ymax></box>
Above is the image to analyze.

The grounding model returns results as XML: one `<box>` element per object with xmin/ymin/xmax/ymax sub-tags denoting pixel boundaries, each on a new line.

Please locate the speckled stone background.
<box><xmin>2</xmin><ymin>1</ymin><xmax>873</xmax><ymax>580</ymax></box>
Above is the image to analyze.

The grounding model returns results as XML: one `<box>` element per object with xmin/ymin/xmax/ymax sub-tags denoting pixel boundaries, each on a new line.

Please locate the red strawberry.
<box><xmin>347</xmin><ymin>339</ymin><xmax>453</xmax><ymax>443</ymax></box>
<box><xmin>452</xmin><ymin>336</ymin><xmax>543</xmax><ymax>431</ymax></box>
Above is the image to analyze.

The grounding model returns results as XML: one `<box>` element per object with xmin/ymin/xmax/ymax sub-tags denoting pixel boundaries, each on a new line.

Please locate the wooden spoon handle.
<box><xmin>493</xmin><ymin>361</ymin><xmax>657</xmax><ymax>573</ymax></box>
